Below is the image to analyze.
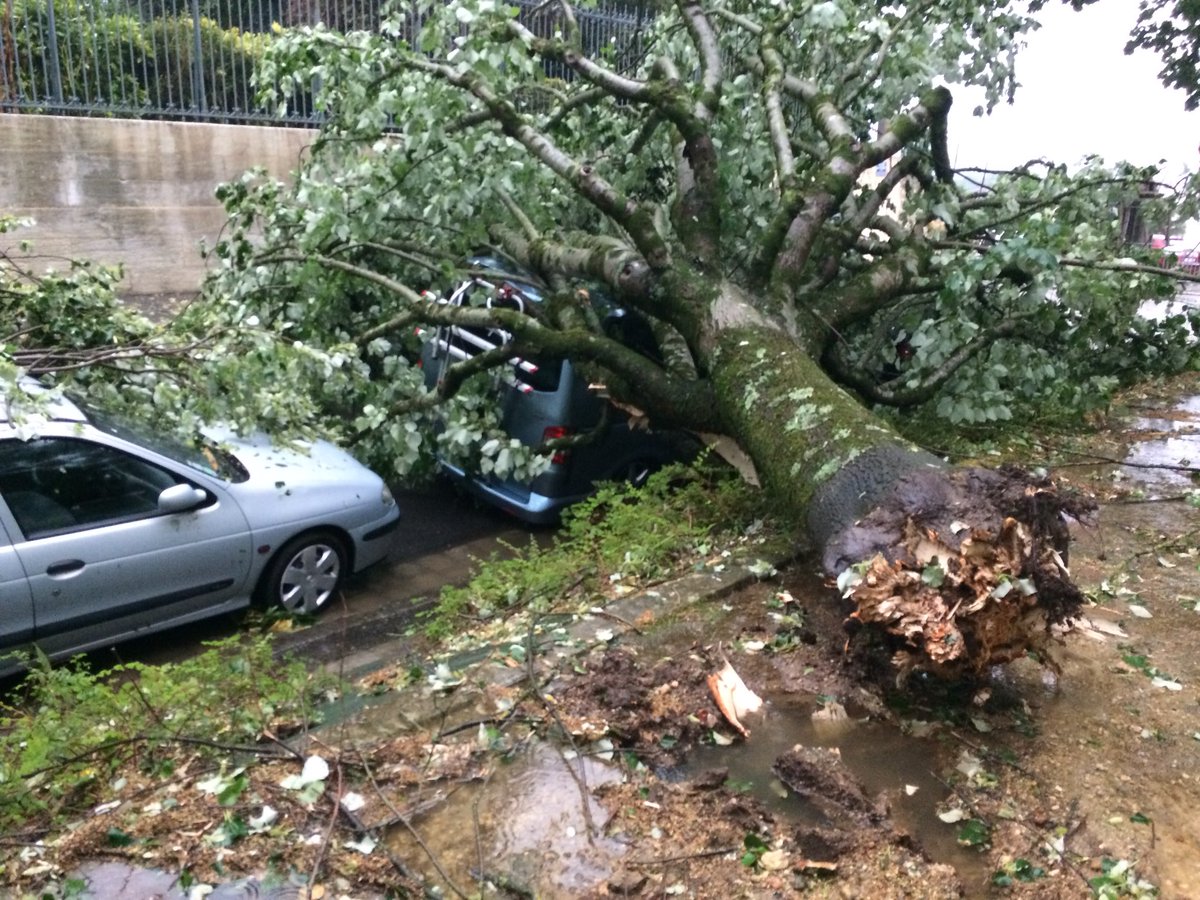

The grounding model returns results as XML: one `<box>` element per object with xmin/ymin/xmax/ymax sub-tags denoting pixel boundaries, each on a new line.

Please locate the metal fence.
<box><xmin>0</xmin><ymin>0</ymin><xmax>651</xmax><ymax>125</ymax></box>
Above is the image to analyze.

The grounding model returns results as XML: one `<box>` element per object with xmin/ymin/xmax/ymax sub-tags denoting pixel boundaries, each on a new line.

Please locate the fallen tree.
<box><xmin>5</xmin><ymin>0</ymin><xmax>1198</xmax><ymax>677</ymax></box>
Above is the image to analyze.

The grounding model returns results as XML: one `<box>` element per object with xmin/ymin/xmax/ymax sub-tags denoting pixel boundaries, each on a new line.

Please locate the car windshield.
<box><xmin>81</xmin><ymin>403</ymin><xmax>249</xmax><ymax>482</ymax></box>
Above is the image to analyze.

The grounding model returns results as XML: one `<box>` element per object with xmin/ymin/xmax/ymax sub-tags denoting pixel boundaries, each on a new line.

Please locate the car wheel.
<box><xmin>260</xmin><ymin>531</ymin><xmax>347</xmax><ymax>615</ymax></box>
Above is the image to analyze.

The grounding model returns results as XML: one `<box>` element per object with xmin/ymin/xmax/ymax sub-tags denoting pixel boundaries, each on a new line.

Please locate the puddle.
<box><xmin>1122</xmin><ymin>394</ymin><xmax>1200</xmax><ymax>491</ymax></box>
<box><xmin>66</xmin><ymin>862</ymin><xmax>185</xmax><ymax>900</ymax></box>
<box><xmin>385</xmin><ymin>742</ymin><xmax>627</xmax><ymax>896</ymax></box>
<box><xmin>367</xmin><ymin>706</ymin><xmax>993</xmax><ymax>895</ymax></box>
<box><xmin>1040</xmin><ymin>388</ymin><xmax>1200</xmax><ymax>895</ymax></box>
<box><xmin>66</xmin><ymin>861</ymin><xmax>309</xmax><ymax>899</ymax></box>
<box><xmin>681</xmin><ymin>696</ymin><xmax>991</xmax><ymax>886</ymax></box>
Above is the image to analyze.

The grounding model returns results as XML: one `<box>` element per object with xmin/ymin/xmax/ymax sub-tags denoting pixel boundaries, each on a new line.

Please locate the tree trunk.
<box><xmin>693</xmin><ymin>302</ymin><xmax>1091</xmax><ymax>681</ymax></box>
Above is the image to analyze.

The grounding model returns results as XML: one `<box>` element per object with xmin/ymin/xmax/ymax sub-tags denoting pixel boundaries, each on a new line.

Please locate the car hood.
<box><xmin>207</xmin><ymin>429</ymin><xmax>380</xmax><ymax>488</ymax></box>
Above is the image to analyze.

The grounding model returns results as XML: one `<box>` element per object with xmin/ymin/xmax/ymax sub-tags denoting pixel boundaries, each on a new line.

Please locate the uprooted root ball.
<box><xmin>835</xmin><ymin>466</ymin><xmax>1095</xmax><ymax>680</ymax></box>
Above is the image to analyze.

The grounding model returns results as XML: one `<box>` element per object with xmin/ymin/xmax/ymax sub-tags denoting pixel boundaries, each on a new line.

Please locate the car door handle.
<box><xmin>46</xmin><ymin>560</ymin><xmax>85</xmax><ymax>578</ymax></box>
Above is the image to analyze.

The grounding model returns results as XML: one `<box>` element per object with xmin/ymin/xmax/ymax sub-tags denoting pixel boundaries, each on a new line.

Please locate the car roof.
<box><xmin>0</xmin><ymin>378</ymin><xmax>88</xmax><ymax>426</ymax></box>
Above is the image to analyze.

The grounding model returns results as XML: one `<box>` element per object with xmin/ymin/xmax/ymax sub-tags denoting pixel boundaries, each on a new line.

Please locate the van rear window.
<box><xmin>522</xmin><ymin>356</ymin><xmax>564</xmax><ymax>393</ymax></box>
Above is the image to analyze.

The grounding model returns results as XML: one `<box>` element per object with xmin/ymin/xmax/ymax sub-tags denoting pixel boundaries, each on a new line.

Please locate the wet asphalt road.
<box><xmin>75</xmin><ymin>480</ymin><xmax>546</xmax><ymax>674</ymax></box>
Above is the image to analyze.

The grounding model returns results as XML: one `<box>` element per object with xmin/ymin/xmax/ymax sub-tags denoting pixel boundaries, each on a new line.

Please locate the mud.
<box><xmin>8</xmin><ymin>377</ymin><xmax>1200</xmax><ymax>899</ymax></box>
<box><xmin>427</xmin><ymin>377</ymin><xmax>1200</xmax><ymax>899</ymax></box>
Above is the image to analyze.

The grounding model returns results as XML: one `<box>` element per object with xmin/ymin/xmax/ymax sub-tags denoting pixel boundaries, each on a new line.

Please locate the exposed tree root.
<box><xmin>830</xmin><ymin>467</ymin><xmax>1096</xmax><ymax>680</ymax></box>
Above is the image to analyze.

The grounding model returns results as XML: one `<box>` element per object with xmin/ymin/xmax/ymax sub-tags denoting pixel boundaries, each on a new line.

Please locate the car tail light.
<box><xmin>543</xmin><ymin>425</ymin><xmax>573</xmax><ymax>465</ymax></box>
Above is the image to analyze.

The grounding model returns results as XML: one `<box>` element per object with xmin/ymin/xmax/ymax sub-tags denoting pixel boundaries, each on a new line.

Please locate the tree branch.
<box><xmin>640</xmin><ymin>52</ymin><xmax>722</xmax><ymax>261</ymax></box>
<box><xmin>543</xmin><ymin>86</ymin><xmax>609</xmax><ymax>130</ymax></box>
<box><xmin>715</xmin><ymin>3</ymin><xmax>821</xmax><ymax>106</ymax></box>
<box><xmin>503</xmin><ymin>14</ymin><xmax>720</xmax><ymax>259</ymax></box>
<box><xmin>840</xmin><ymin>0</ymin><xmax>931</xmax><ymax>106</ymax></box>
<box><xmin>815</xmin><ymin>251</ymin><xmax>934</xmax><ymax>335</ymax></box>
<box><xmin>1059</xmin><ymin>256</ymin><xmax>1200</xmax><ymax>282</ymax></box>
<box><xmin>506</xmin><ymin>19</ymin><xmax>652</xmax><ymax>101</ymax></box>
<box><xmin>861</xmin><ymin>86</ymin><xmax>953</xmax><ymax>168</ymax></box>
<box><xmin>281</xmin><ymin>252</ymin><xmax>717</xmax><ymax>428</ymax></box>
<box><xmin>488</xmin><ymin>226</ymin><xmax>657</xmax><ymax>304</ymax></box>
<box><xmin>762</xmin><ymin>86</ymin><xmax>953</xmax><ymax>290</ymax></box>
<box><xmin>678</xmin><ymin>0</ymin><xmax>721</xmax><ymax>122</ymax></box>
<box><xmin>929</xmin><ymin>239</ymin><xmax>1200</xmax><ymax>283</ymax></box>
<box><xmin>825</xmin><ymin>315</ymin><xmax>1029</xmax><ymax>406</ymax></box>
<box><xmin>401</xmin><ymin>56</ymin><xmax>670</xmax><ymax>268</ymax></box>
<box><xmin>12</xmin><ymin>336</ymin><xmax>218</xmax><ymax>377</ymax></box>
<box><xmin>490</xmin><ymin>225</ymin><xmax>702</xmax><ymax>351</ymax></box>
<box><xmin>759</xmin><ymin>26</ymin><xmax>795</xmax><ymax>181</ymax></box>
<box><xmin>498</xmin><ymin>189</ymin><xmax>539</xmax><ymax>243</ymax></box>
<box><xmin>960</xmin><ymin>176</ymin><xmax>1150</xmax><ymax>238</ymax></box>
<box><xmin>845</xmin><ymin>154</ymin><xmax>923</xmax><ymax>241</ymax></box>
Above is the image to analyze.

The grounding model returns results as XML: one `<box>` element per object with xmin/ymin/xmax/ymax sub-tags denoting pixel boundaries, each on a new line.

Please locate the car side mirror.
<box><xmin>158</xmin><ymin>483</ymin><xmax>208</xmax><ymax>513</ymax></box>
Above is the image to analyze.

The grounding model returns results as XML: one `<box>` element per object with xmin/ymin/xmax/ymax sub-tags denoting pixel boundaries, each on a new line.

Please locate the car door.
<box><xmin>0</xmin><ymin>517</ymin><xmax>34</xmax><ymax>662</ymax></box>
<box><xmin>0</xmin><ymin>434</ymin><xmax>254</xmax><ymax>657</ymax></box>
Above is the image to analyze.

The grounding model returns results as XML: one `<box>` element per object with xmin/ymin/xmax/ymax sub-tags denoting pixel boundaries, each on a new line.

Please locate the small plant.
<box><xmin>424</xmin><ymin>535</ymin><xmax>576</xmax><ymax>639</ymax></box>
<box><xmin>740</xmin><ymin>833</ymin><xmax>770</xmax><ymax>867</ymax></box>
<box><xmin>992</xmin><ymin>857</ymin><xmax>1047</xmax><ymax>886</ymax></box>
<box><xmin>1089</xmin><ymin>857</ymin><xmax>1159</xmax><ymax>898</ymax></box>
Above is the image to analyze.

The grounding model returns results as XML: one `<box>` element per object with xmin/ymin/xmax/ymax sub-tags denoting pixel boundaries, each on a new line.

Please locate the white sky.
<box><xmin>949</xmin><ymin>0</ymin><xmax>1198</xmax><ymax>187</ymax></box>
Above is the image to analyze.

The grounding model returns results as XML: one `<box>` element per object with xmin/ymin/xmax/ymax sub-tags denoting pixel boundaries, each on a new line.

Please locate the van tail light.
<box><xmin>543</xmin><ymin>425</ymin><xmax>574</xmax><ymax>465</ymax></box>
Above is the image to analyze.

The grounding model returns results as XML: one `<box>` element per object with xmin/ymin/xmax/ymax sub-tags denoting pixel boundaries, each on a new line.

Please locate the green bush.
<box><xmin>10</xmin><ymin>0</ymin><xmax>151</xmax><ymax>106</ymax></box>
<box><xmin>424</xmin><ymin>459</ymin><xmax>770</xmax><ymax>639</ymax></box>
<box><xmin>143</xmin><ymin>16</ymin><xmax>268</xmax><ymax>114</ymax></box>
<box><xmin>0</xmin><ymin>637</ymin><xmax>334</xmax><ymax>832</ymax></box>
<box><xmin>7</xmin><ymin>0</ymin><xmax>268</xmax><ymax>114</ymax></box>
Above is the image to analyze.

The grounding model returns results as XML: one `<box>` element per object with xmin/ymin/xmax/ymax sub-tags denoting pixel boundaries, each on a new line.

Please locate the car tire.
<box><xmin>259</xmin><ymin>530</ymin><xmax>348</xmax><ymax>615</ymax></box>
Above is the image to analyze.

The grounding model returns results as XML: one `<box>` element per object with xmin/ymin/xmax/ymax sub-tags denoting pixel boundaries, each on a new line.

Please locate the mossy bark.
<box><xmin>702</xmin><ymin>321</ymin><xmax>939</xmax><ymax>556</ymax></box>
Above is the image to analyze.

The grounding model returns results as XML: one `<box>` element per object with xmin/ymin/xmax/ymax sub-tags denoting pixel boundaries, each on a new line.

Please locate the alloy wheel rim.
<box><xmin>279</xmin><ymin>544</ymin><xmax>340</xmax><ymax>613</ymax></box>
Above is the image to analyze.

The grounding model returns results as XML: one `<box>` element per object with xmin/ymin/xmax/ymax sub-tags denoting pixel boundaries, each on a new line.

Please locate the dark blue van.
<box><xmin>418</xmin><ymin>254</ymin><xmax>692</xmax><ymax>523</ymax></box>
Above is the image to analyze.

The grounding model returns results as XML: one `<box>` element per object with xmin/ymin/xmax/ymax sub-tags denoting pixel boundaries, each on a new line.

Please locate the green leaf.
<box><xmin>1012</xmin><ymin>859</ymin><xmax>1045</xmax><ymax>882</ymax></box>
<box><xmin>956</xmin><ymin>818</ymin><xmax>991</xmax><ymax>848</ymax></box>
<box><xmin>217</xmin><ymin>773</ymin><xmax>249</xmax><ymax>807</ymax></box>
<box><xmin>106</xmin><ymin>827</ymin><xmax>134</xmax><ymax>847</ymax></box>
<box><xmin>743</xmin><ymin>833</ymin><xmax>769</xmax><ymax>852</ymax></box>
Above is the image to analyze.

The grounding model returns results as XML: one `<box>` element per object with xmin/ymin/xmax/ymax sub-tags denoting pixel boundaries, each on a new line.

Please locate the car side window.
<box><xmin>0</xmin><ymin>438</ymin><xmax>181</xmax><ymax>539</ymax></box>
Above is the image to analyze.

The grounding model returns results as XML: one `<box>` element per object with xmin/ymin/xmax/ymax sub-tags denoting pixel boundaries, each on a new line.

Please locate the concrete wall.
<box><xmin>0</xmin><ymin>115</ymin><xmax>313</xmax><ymax>296</ymax></box>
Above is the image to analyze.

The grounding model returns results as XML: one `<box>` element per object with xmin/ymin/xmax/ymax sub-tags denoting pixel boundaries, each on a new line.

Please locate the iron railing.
<box><xmin>0</xmin><ymin>0</ymin><xmax>651</xmax><ymax>125</ymax></box>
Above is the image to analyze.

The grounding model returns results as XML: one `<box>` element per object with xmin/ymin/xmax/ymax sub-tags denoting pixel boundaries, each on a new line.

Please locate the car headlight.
<box><xmin>381</xmin><ymin>484</ymin><xmax>396</xmax><ymax>507</ymax></box>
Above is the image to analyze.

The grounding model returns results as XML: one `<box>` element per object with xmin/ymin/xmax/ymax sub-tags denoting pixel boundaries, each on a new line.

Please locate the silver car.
<box><xmin>0</xmin><ymin>388</ymin><xmax>399</xmax><ymax>673</ymax></box>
